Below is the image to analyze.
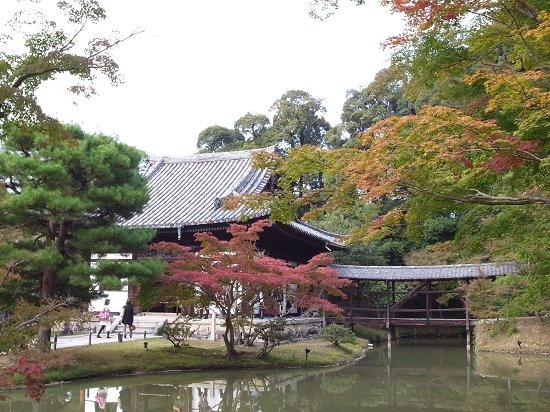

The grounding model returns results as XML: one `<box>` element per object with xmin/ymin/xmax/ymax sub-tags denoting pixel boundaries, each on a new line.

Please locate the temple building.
<box><xmin>90</xmin><ymin>148</ymin><xmax>344</xmax><ymax>312</ymax></box>
<box><xmin>121</xmin><ymin>148</ymin><xmax>344</xmax><ymax>262</ymax></box>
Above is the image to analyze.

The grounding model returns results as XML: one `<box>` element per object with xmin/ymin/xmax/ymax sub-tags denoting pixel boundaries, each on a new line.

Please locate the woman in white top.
<box><xmin>97</xmin><ymin>298</ymin><xmax>112</xmax><ymax>338</ymax></box>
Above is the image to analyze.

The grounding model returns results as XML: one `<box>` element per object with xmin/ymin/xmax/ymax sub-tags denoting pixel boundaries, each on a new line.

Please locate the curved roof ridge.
<box><xmin>294</xmin><ymin>220</ymin><xmax>345</xmax><ymax>237</ymax></box>
<box><xmin>147</xmin><ymin>146</ymin><xmax>275</xmax><ymax>164</ymax></box>
<box><xmin>289</xmin><ymin>220</ymin><xmax>345</xmax><ymax>247</ymax></box>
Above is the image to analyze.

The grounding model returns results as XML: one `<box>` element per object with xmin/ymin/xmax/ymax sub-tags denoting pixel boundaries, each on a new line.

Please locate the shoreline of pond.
<box><xmin>3</xmin><ymin>342</ymin><xmax>549</xmax><ymax>411</ymax></box>
<box><xmin>1</xmin><ymin>337</ymin><xmax>370</xmax><ymax>393</ymax></box>
<box><xmin>356</xmin><ymin>318</ymin><xmax>550</xmax><ymax>355</ymax></box>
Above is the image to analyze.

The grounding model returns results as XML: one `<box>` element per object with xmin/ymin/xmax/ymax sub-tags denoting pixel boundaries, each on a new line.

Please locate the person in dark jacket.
<box><xmin>121</xmin><ymin>300</ymin><xmax>135</xmax><ymax>338</ymax></box>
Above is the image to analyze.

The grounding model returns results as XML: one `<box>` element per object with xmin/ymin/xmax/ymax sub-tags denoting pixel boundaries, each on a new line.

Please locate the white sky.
<box><xmin>9</xmin><ymin>0</ymin><xmax>403</xmax><ymax>156</ymax></box>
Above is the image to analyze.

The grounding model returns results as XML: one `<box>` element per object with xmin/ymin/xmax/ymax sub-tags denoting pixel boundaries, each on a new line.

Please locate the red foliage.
<box><xmin>484</xmin><ymin>136</ymin><xmax>540</xmax><ymax>172</ymax></box>
<box><xmin>484</xmin><ymin>153</ymin><xmax>524</xmax><ymax>172</ymax></box>
<box><xmin>382</xmin><ymin>0</ymin><xmax>493</xmax><ymax>45</ymax></box>
<box><xmin>151</xmin><ymin>220</ymin><xmax>349</xmax><ymax>318</ymax></box>
<box><xmin>456</xmin><ymin>148</ymin><xmax>473</xmax><ymax>169</ymax></box>
<box><xmin>517</xmin><ymin>140</ymin><xmax>538</xmax><ymax>152</ymax></box>
<box><xmin>2</xmin><ymin>357</ymin><xmax>45</xmax><ymax>401</ymax></box>
<box><xmin>152</xmin><ymin>220</ymin><xmax>350</xmax><ymax>357</ymax></box>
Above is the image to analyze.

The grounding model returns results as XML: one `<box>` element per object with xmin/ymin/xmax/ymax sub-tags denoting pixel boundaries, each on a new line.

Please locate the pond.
<box><xmin>1</xmin><ymin>340</ymin><xmax>549</xmax><ymax>411</ymax></box>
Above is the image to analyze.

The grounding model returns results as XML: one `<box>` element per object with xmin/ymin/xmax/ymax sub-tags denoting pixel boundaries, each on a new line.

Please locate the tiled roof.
<box><xmin>289</xmin><ymin>221</ymin><xmax>344</xmax><ymax>247</ymax></box>
<box><xmin>333</xmin><ymin>262</ymin><xmax>520</xmax><ymax>281</ymax></box>
<box><xmin>121</xmin><ymin>149</ymin><xmax>271</xmax><ymax>228</ymax></box>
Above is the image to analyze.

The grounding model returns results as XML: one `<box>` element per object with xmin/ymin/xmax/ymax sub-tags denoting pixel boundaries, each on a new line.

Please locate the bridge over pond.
<box><xmin>330</xmin><ymin>262</ymin><xmax>519</xmax><ymax>348</ymax></box>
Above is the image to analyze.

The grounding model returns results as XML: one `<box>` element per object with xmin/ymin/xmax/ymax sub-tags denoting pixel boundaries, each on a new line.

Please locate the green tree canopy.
<box><xmin>196</xmin><ymin>125</ymin><xmax>245</xmax><ymax>153</ymax></box>
<box><xmin>247</xmin><ymin>0</ymin><xmax>550</xmax><ymax>319</ymax></box>
<box><xmin>341</xmin><ymin>66</ymin><xmax>415</xmax><ymax>140</ymax></box>
<box><xmin>270</xmin><ymin>90</ymin><xmax>331</xmax><ymax>149</ymax></box>
<box><xmin>234</xmin><ymin>112</ymin><xmax>271</xmax><ymax>143</ymax></box>
<box><xmin>0</xmin><ymin>0</ymin><xmax>139</xmax><ymax>130</ymax></box>
<box><xmin>0</xmin><ymin>124</ymin><xmax>163</xmax><ymax>351</ymax></box>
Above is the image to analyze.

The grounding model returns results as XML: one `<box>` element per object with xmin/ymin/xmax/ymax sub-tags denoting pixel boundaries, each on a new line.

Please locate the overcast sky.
<box><xmin>12</xmin><ymin>0</ymin><xmax>404</xmax><ymax>156</ymax></box>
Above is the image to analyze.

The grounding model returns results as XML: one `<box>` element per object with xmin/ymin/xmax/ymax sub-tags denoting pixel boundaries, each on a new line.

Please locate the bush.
<box><xmin>321</xmin><ymin>323</ymin><xmax>357</xmax><ymax>346</ymax></box>
<box><xmin>488</xmin><ymin>318</ymin><xmax>518</xmax><ymax>338</ymax></box>
<box><xmin>254</xmin><ymin>318</ymin><xmax>294</xmax><ymax>358</ymax></box>
<box><xmin>352</xmin><ymin>324</ymin><xmax>386</xmax><ymax>342</ymax></box>
<box><xmin>157</xmin><ymin>316</ymin><xmax>196</xmax><ymax>347</ymax></box>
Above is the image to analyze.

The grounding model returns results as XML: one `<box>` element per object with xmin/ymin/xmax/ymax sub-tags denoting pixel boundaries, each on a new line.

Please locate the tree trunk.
<box><xmin>36</xmin><ymin>326</ymin><xmax>52</xmax><ymax>352</ymax></box>
<box><xmin>220</xmin><ymin>376</ymin><xmax>235</xmax><ymax>411</ymax></box>
<box><xmin>223</xmin><ymin>315</ymin><xmax>237</xmax><ymax>359</ymax></box>
<box><xmin>40</xmin><ymin>268</ymin><xmax>56</xmax><ymax>300</ymax></box>
<box><xmin>36</xmin><ymin>268</ymin><xmax>57</xmax><ymax>352</ymax></box>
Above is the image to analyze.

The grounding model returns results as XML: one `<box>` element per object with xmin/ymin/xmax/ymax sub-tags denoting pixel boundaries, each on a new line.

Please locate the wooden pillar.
<box><xmin>390</xmin><ymin>281</ymin><xmax>396</xmax><ymax>344</ymax></box>
<box><xmin>466</xmin><ymin>294</ymin><xmax>473</xmax><ymax>401</ymax></box>
<box><xmin>465</xmin><ymin>300</ymin><xmax>471</xmax><ymax>352</ymax></box>
<box><xmin>349</xmin><ymin>284</ymin><xmax>354</xmax><ymax>325</ymax></box>
<box><xmin>386</xmin><ymin>280</ymin><xmax>392</xmax><ymax>350</ymax></box>
<box><xmin>366</xmin><ymin>286</ymin><xmax>370</xmax><ymax>317</ymax></box>
<box><xmin>425</xmin><ymin>281</ymin><xmax>430</xmax><ymax>325</ymax></box>
<box><xmin>386</xmin><ymin>280</ymin><xmax>391</xmax><ymax>329</ymax></box>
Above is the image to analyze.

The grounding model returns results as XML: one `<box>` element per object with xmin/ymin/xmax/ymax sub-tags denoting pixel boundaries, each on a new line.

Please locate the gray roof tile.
<box><xmin>122</xmin><ymin>149</ymin><xmax>271</xmax><ymax>228</ymax></box>
<box><xmin>333</xmin><ymin>262</ymin><xmax>520</xmax><ymax>281</ymax></box>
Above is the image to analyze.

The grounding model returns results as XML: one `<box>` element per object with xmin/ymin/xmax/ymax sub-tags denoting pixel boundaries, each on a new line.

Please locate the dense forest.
<box><xmin>198</xmin><ymin>0</ymin><xmax>550</xmax><ymax>320</ymax></box>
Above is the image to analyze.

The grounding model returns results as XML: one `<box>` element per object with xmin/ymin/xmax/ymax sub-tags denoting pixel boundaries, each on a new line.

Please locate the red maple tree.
<box><xmin>0</xmin><ymin>357</ymin><xmax>45</xmax><ymax>401</ymax></box>
<box><xmin>151</xmin><ymin>220</ymin><xmax>350</xmax><ymax>358</ymax></box>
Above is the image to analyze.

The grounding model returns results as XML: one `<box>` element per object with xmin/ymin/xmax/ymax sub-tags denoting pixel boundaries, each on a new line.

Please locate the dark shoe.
<box><xmin>129</xmin><ymin>334</ymin><xmax>132</xmax><ymax>338</ymax></box>
<box><xmin>106</xmin><ymin>335</ymin><xmax>111</xmax><ymax>339</ymax></box>
<box><xmin>124</xmin><ymin>334</ymin><xmax>127</xmax><ymax>338</ymax></box>
<box><xmin>97</xmin><ymin>335</ymin><xmax>102</xmax><ymax>338</ymax></box>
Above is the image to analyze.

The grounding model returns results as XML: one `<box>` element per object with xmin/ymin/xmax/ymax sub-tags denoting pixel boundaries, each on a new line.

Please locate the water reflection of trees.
<box><xmin>1</xmin><ymin>350</ymin><xmax>549</xmax><ymax>411</ymax></box>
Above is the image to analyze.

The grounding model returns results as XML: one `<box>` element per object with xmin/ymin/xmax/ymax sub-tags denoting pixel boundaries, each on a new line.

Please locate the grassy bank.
<box><xmin>42</xmin><ymin>337</ymin><xmax>368</xmax><ymax>384</ymax></box>
<box><xmin>474</xmin><ymin>317</ymin><xmax>550</xmax><ymax>354</ymax></box>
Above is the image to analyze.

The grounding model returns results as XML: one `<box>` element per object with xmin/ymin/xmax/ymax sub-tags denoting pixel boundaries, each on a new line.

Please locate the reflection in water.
<box><xmin>1</xmin><ymin>342</ymin><xmax>549</xmax><ymax>411</ymax></box>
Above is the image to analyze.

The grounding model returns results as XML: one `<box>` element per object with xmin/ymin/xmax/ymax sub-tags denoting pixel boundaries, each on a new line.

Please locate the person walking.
<box><xmin>97</xmin><ymin>298</ymin><xmax>112</xmax><ymax>338</ymax></box>
<box><xmin>121</xmin><ymin>300</ymin><xmax>134</xmax><ymax>338</ymax></box>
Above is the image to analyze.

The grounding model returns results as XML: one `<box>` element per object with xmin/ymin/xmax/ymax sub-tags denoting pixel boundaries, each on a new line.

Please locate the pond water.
<box><xmin>1</xmin><ymin>340</ymin><xmax>549</xmax><ymax>411</ymax></box>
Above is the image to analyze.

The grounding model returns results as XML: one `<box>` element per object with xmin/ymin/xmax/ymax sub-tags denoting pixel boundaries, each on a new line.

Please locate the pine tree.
<box><xmin>0</xmin><ymin>124</ymin><xmax>163</xmax><ymax>351</ymax></box>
